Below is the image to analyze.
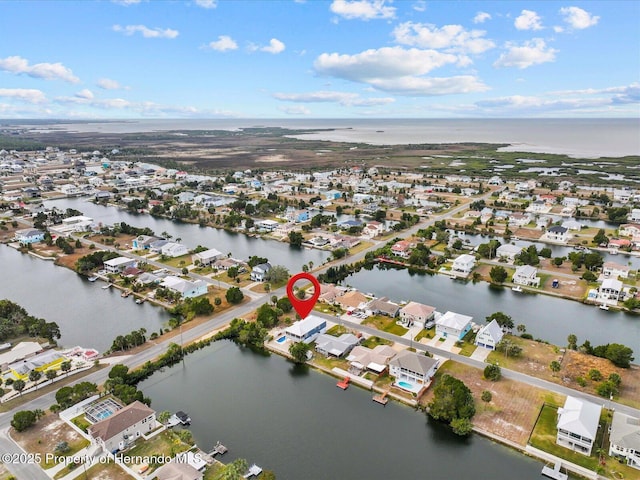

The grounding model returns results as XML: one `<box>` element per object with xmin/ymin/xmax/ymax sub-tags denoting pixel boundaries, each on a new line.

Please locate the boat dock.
<box><xmin>102</xmin><ymin>284</ymin><xmax>112</xmax><ymax>289</ymax></box>
<box><xmin>210</xmin><ymin>441</ymin><xmax>228</xmax><ymax>456</ymax></box>
<box><xmin>541</xmin><ymin>462</ymin><xmax>568</xmax><ymax>480</ymax></box>
<box><xmin>167</xmin><ymin>411</ymin><xmax>191</xmax><ymax>427</ymax></box>
<box><xmin>372</xmin><ymin>391</ymin><xmax>389</xmax><ymax>405</ymax></box>
<box><xmin>337</xmin><ymin>376</ymin><xmax>350</xmax><ymax>390</ymax></box>
<box><xmin>243</xmin><ymin>464</ymin><xmax>263</xmax><ymax>478</ymax></box>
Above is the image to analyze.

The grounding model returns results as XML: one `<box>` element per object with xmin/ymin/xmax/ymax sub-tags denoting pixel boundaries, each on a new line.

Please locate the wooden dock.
<box><xmin>372</xmin><ymin>391</ymin><xmax>389</xmax><ymax>405</ymax></box>
<box><xmin>541</xmin><ymin>462</ymin><xmax>568</xmax><ymax>480</ymax></box>
<box><xmin>210</xmin><ymin>441</ymin><xmax>228</xmax><ymax>456</ymax></box>
<box><xmin>337</xmin><ymin>376</ymin><xmax>350</xmax><ymax>390</ymax></box>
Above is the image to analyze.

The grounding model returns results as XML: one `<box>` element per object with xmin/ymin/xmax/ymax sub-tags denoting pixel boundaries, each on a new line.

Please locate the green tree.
<box><xmin>483</xmin><ymin>364</ymin><xmax>501</xmax><ymax>381</ymax></box>
<box><xmin>289</xmin><ymin>342</ymin><xmax>311</xmax><ymax>364</ymax></box>
<box><xmin>593</xmin><ymin>229</ymin><xmax>608</xmax><ymax>245</ymax></box>
<box><xmin>45</xmin><ymin>369</ymin><xmax>57</xmax><ymax>381</ymax></box>
<box><xmin>227</xmin><ymin>266</ymin><xmax>239</xmax><ymax>279</ymax></box>
<box><xmin>158</xmin><ymin>411</ymin><xmax>171</xmax><ymax>425</ymax></box>
<box><xmin>29</xmin><ymin>370</ymin><xmax>42</xmax><ymax>389</ymax></box>
<box><xmin>427</xmin><ymin>374</ymin><xmax>475</xmax><ymax>434</ymax></box>
<box><xmin>288</xmin><ymin>231</ymin><xmax>304</xmax><ymax>247</ymax></box>
<box><xmin>489</xmin><ymin>266</ymin><xmax>508</xmax><ymax>284</ymax></box>
<box><xmin>567</xmin><ymin>334</ymin><xmax>578</xmax><ymax>350</ymax></box>
<box><xmin>60</xmin><ymin>360</ymin><xmax>72</xmax><ymax>376</ymax></box>
<box><xmin>549</xmin><ymin>361</ymin><xmax>561</xmax><ymax>374</ymax></box>
<box><xmin>539</xmin><ymin>247</ymin><xmax>552</xmax><ymax>258</ymax></box>
<box><xmin>486</xmin><ymin>312</ymin><xmax>513</xmax><ymax>331</ymax></box>
<box><xmin>226</xmin><ymin>287</ymin><xmax>244</xmax><ymax>305</ymax></box>
<box><xmin>588</xmin><ymin>369</ymin><xmax>603</xmax><ymax>381</ymax></box>
<box><xmin>552</xmin><ymin>256</ymin><xmax>564</xmax><ymax>267</ymax></box>
<box><xmin>481</xmin><ymin>390</ymin><xmax>492</xmax><ymax>402</ymax></box>
<box><xmin>604</xmin><ymin>343</ymin><xmax>634</xmax><ymax>368</ymax></box>
<box><xmin>11</xmin><ymin>410</ymin><xmax>36</xmax><ymax>432</ymax></box>
<box><xmin>219</xmin><ymin>458</ymin><xmax>249</xmax><ymax>480</ymax></box>
<box><xmin>109</xmin><ymin>364</ymin><xmax>129</xmax><ymax>381</ymax></box>
<box><xmin>266</xmin><ymin>265</ymin><xmax>289</xmax><ymax>284</ymax></box>
<box><xmin>13</xmin><ymin>379</ymin><xmax>25</xmax><ymax>396</ymax></box>
<box><xmin>277</xmin><ymin>297</ymin><xmax>292</xmax><ymax>313</ymax></box>
<box><xmin>214</xmin><ymin>297</ymin><xmax>222</xmax><ymax>306</ymax></box>
<box><xmin>450</xmin><ymin>417</ymin><xmax>474</xmax><ymax>436</ymax></box>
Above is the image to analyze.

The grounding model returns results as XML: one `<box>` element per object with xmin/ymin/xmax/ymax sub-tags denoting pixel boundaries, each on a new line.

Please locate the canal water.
<box><xmin>345</xmin><ymin>265</ymin><xmax>640</xmax><ymax>352</ymax></box>
<box><xmin>44</xmin><ymin>198</ymin><xmax>331</xmax><ymax>272</ymax></box>
<box><xmin>138</xmin><ymin>341</ymin><xmax>544</xmax><ymax>480</ymax></box>
<box><xmin>0</xmin><ymin>246</ymin><xmax>168</xmax><ymax>352</ymax></box>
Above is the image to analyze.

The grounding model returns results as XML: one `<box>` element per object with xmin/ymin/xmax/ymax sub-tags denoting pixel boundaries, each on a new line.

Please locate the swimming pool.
<box><xmin>276</xmin><ymin>336</ymin><xmax>287</xmax><ymax>344</ymax></box>
<box><xmin>397</xmin><ymin>381</ymin><xmax>414</xmax><ymax>389</ymax></box>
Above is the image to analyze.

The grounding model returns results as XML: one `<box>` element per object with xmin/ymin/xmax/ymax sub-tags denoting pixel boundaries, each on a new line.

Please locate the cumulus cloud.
<box><xmin>559</xmin><ymin>6</ymin><xmax>599</xmax><ymax>30</ymax></box>
<box><xmin>514</xmin><ymin>10</ymin><xmax>543</xmax><ymax>30</ymax></box>
<box><xmin>314</xmin><ymin>47</ymin><xmax>488</xmax><ymax>96</ymax></box>
<box><xmin>205</xmin><ymin>35</ymin><xmax>238</xmax><ymax>52</ymax></box>
<box><xmin>250</xmin><ymin>38</ymin><xmax>285</xmax><ymax>54</ymax></box>
<box><xmin>493</xmin><ymin>39</ymin><xmax>557</xmax><ymax>69</ymax></box>
<box><xmin>75</xmin><ymin>89</ymin><xmax>94</xmax><ymax>100</ymax></box>
<box><xmin>97</xmin><ymin>78</ymin><xmax>124</xmax><ymax>90</ymax></box>
<box><xmin>392</xmin><ymin>22</ymin><xmax>495</xmax><ymax>54</ymax></box>
<box><xmin>273</xmin><ymin>90</ymin><xmax>394</xmax><ymax>106</ymax></box>
<box><xmin>0</xmin><ymin>88</ymin><xmax>46</xmax><ymax>104</ymax></box>
<box><xmin>473</xmin><ymin>12</ymin><xmax>491</xmax><ymax>24</ymax></box>
<box><xmin>195</xmin><ymin>0</ymin><xmax>217</xmax><ymax>8</ymax></box>
<box><xmin>112</xmin><ymin>24</ymin><xmax>179</xmax><ymax>39</ymax></box>
<box><xmin>0</xmin><ymin>55</ymin><xmax>79</xmax><ymax>83</ymax></box>
<box><xmin>278</xmin><ymin>105</ymin><xmax>311</xmax><ymax>115</ymax></box>
<box><xmin>413</xmin><ymin>1</ymin><xmax>426</xmax><ymax>12</ymax></box>
<box><xmin>330</xmin><ymin>0</ymin><xmax>396</xmax><ymax>20</ymax></box>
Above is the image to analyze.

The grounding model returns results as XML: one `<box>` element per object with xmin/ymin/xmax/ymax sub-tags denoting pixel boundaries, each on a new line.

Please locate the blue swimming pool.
<box><xmin>276</xmin><ymin>336</ymin><xmax>287</xmax><ymax>343</ymax></box>
<box><xmin>397</xmin><ymin>381</ymin><xmax>414</xmax><ymax>389</ymax></box>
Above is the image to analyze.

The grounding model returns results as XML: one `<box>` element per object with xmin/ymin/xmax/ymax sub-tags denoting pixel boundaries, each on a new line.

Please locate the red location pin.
<box><xmin>286</xmin><ymin>272</ymin><xmax>321</xmax><ymax>319</ymax></box>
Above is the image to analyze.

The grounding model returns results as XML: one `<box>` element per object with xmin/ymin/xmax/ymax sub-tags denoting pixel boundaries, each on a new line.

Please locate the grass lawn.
<box><xmin>203</xmin><ymin>463</ymin><xmax>224</xmax><ymax>480</ymax></box>
<box><xmin>71</xmin><ymin>414</ymin><xmax>91</xmax><ymax>433</ymax></box>
<box><xmin>346</xmin><ymin>240</ymin><xmax>374</xmax><ymax>256</ymax></box>
<box><xmin>456</xmin><ymin>342</ymin><xmax>478</xmax><ymax>357</ymax></box>
<box><xmin>158</xmin><ymin>254</ymin><xmax>192</xmax><ymax>269</ymax></box>
<box><xmin>362</xmin><ymin>315</ymin><xmax>408</xmax><ymax>336</ymax></box>
<box><xmin>314</xmin><ymin>303</ymin><xmax>344</xmax><ymax>316</ymax></box>
<box><xmin>311</xmin><ymin>354</ymin><xmax>350</xmax><ymax>372</ymax></box>
<box><xmin>414</xmin><ymin>328</ymin><xmax>434</xmax><ymax>342</ymax></box>
<box><xmin>326</xmin><ymin>325</ymin><xmax>348</xmax><ymax>336</ymax></box>
<box><xmin>123</xmin><ymin>431</ymin><xmax>190</xmax><ymax>473</ymax></box>
<box><xmin>361</xmin><ymin>336</ymin><xmax>393</xmax><ymax>348</ymax></box>
<box><xmin>66</xmin><ymin>459</ymin><xmax>135</xmax><ymax>480</ymax></box>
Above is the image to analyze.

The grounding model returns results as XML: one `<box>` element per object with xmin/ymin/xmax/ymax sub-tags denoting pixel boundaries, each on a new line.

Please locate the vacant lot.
<box><xmin>420</xmin><ymin>361</ymin><xmax>563</xmax><ymax>446</ymax></box>
<box><xmin>80</xmin><ymin>460</ymin><xmax>135</xmax><ymax>480</ymax></box>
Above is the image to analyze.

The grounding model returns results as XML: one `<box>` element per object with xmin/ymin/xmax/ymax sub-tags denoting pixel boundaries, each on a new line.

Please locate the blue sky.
<box><xmin>0</xmin><ymin>0</ymin><xmax>638</xmax><ymax>119</ymax></box>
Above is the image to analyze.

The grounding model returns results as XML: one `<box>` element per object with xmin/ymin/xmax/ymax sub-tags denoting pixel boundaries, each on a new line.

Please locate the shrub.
<box><xmin>483</xmin><ymin>364</ymin><xmax>502</xmax><ymax>381</ymax></box>
<box><xmin>481</xmin><ymin>390</ymin><xmax>492</xmax><ymax>402</ymax></box>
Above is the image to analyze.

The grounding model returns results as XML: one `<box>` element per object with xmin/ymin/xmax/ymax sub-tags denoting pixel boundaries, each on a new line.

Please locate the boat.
<box><xmin>541</xmin><ymin>462</ymin><xmax>568</xmax><ymax>480</ymax></box>
<box><xmin>102</xmin><ymin>284</ymin><xmax>111</xmax><ymax>290</ymax></box>
<box><xmin>174</xmin><ymin>410</ymin><xmax>191</xmax><ymax>425</ymax></box>
<box><xmin>599</xmin><ymin>303</ymin><xmax>609</xmax><ymax>311</ymax></box>
<box><xmin>87</xmin><ymin>276</ymin><xmax>98</xmax><ymax>282</ymax></box>
<box><xmin>512</xmin><ymin>285</ymin><xmax>523</xmax><ymax>293</ymax></box>
<box><xmin>135</xmin><ymin>298</ymin><xmax>144</xmax><ymax>304</ymax></box>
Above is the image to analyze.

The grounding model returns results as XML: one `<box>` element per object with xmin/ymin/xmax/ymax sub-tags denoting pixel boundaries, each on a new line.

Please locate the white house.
<box><xmin>630</xmin><ymin>209</ymin><xmax>640</xmax><ymax>223</ymax></box>
<box><xmin>599</xmin><ymin>278</ymin><xmax>623</xmax><ymax>301</ymax></box>
<box><xmin>104</xmin><ymin>257</ymin><xmax>136</xmax><ymax>274</ymax></box>
<box><xmin>451</xmin><ymin>254</ymin><xmax>476</xmax><ymax>275</ymax></box>
<box><xmin>512</xmin><ymin>265</ymin><xmax>541</xmax><ymax>287</ymax></box>
<box><xmin>315</xmin><ymin>333</ymin><xmax>359</xmax><ymax>358</ymax></box>
<box><xmin>620</xmin><ymin>224</ymin><xmax>640</xmax><ymax>238</ymax></box>
<box><xmin>556</xmin><ymin>396</ymin><xmax>601</xmax><ymax>456</ymax></box>
<box><xmin>399</xmin><ymin>302</ymin><xmax>436</xmax><ymax>328</ymax></box>
<box><xmin>160</xmin><ymin>276</ymin><xmax>208</xmax><ymax>299</ymax></box>
<box><xmin>545</xmin><ymin>225</ymin><xmax>569</xmax><ymax>243</ymax></box>
<box><xmin>250</xmin><ymin>263</ymin><xmax>271</xmax><ymax>282</ymax></box>
<box><xmin>285</xmin><ymin>315</ymin><xmax>327</xmax><ymax>344</ymax></box>
<box><xmin>389</xmin><ymin>350</ymin><xmax>439</xmax><ymax>386</ymax></box>
<box><xmin>435</xmin><ymin>311</ymin><xmax>473</xmax><ymax>340</ymax></box>
<box><xmin>161</xmin><ymin>242</ymin><xmax>189</xmax><ymax>258</ymax></box>
<box><xmin>602</xmin><ymin>261</ymin><xmax>631</xmax><ymax>279</ymax></box>
<box><xmin>192</xmin><ymin>248</ymin><xmax>223</xmax><ymax>267</ymax></box>
<box><xmin>496</xmin><ymin>244</ymin><xmax>523</xmax><ymax>263</ymax></box>
<box><xmin>475</xmin><ymin>320</ymin><xmax>504</xmax><ymax>350</ymax></box>
<box><xmin>88</xmin><ymin>401</ymin><xmax>156</xmax><ymax>453</ymax></box>
<box><xmin>608</xmin><ymin>412</ymin><xmax>640</xmax><ymax>470</ymax></box>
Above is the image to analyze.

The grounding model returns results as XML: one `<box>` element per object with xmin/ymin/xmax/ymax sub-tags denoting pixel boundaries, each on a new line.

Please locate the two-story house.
<box><xmin>88</xmin><ymin>401</ymin><xmax>156</xmax><ymax>453</ymax></box>
<box><xmin>556</xmin><ymin>396</ymin><xmax>601</xmax><ymax>456</ymax></box>
<box><xmin>609</xmin><ymin>412</ymin><xmax>640</xmax><ymax>470</ymax></box>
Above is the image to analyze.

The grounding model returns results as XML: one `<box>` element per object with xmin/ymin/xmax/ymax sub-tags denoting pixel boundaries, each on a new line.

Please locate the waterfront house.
<box><xmin>562</xmin><ymin>219</ymin><xmax>584</xmax><ymax>231</ymax></box>
<box><xmin>160</xmin><ymin>276</ymin><xmax>208</xmax><ymax>299</ymax></box>
<box><xmin>161</xmin><ymin>242</ymin><xmax>189</xmax><ymax>258</ymax></box>
<box><xmin>474</xmin><ymin>320</ymin><xmax>504</xmax><ymax>350</ymax></box>
<box><xmin>8</xmin><ymin>350</ymin><xmax>64</xmax><ymax>380</ymax></box>
<box><xmin>319</xmin><ymin>283</ymin><xmax>346</xmax><ymax>303</ymax></box>
<box><xmin>391</xmin><ymin>240</ymin><xmax>413</xmax><ymax>259</ymax></box>
<box><xmin>556</xmin><ymin>396</ymin><xmax>601</xmax><ymax>456</ymax></box>
<box><xmin>496</xmin><ymin>244</ymin><xmax>523</xmax><ymax>263</ymax></box>
<box><xmin>315</xmin><ymin>333</ymin><xmax>359</xmax><ymax>358</ymax></box>
<box><xmin>192</xmin><ymin>248</ymin><xmax>223</xmax><ymax>267</ymax></box>
<box><xmin>336</xmin><ymin>290</ymin><xmax>369</xmax><ymax>310</ymax></box>
<box><xmin>399</xmin><ymin>302</ymin><xmax>436</xmax><ymax>328</ymax></box>
<box><xmin>545</xmin><ymin>225</ymin><xmax>569</xmax><ymax>243</ymax></box>
<box><xmin>508</xmin><ymin>212</ymin><xmax>531</xmax><ymax>227</ymax></box>
<box><xmin>620</xmin><ymin>224</ymin><xmax>640</xmax><ymax>238</ymax></box>
<box><xmin>153</xmin><ymin>462</ymin><xmax>203</xmax><ymax>480</ymax></box>
<box><xmin>435</xmin><ymin>311</ymin><xmax>472</xmax><ymax>340</ymax></box>
<box><xmin>14</xmin><ymin>228</ymin><xmax>45</xmax><ymax>245</ymax></box>
<box><xmin>250</xmin><ymin>263</ymin><xmax>271</xmax><ymax>282</ymax></box>
<box><xmin>599</xmin><ymin>278</ymin><xmax>623</xmax><ymax>301</ymax></box>
<box><xmin>608</xmin><ymin>238</ymin><xmax>632</xmax><ymax>251</ymax></box>
<box><xmin>389</xmin><ymin>350</ymin><xmax>439</xmax><ymax>386</ymax></box>
<box><xmin>366</xmin><ymin>297</ymin><xmax>400</xmax><ymax>317</ymax></box>
<box><xmin>608</xmin><ymin>412</ymin><xmax>640</xmax><ymax>470</ymax></box>
<box><xmin>602</xmin><ymin>261</ymin><xmax>631</xmax><ymax>279</ymax></box>
<box><xmin>285</xmin><ymin>315</ymin><xmax>327</xmax><ymax>344</ymax></box>
<box><xmin>132</xmin><ymin>235</ymin><xmax>158</xmax><ymax>250</ymax></box>
<box><xmin>88</xmin><ymin>401</ymin><xmax>156</xmax><ymax>454</ymax></box>
<box><xmin>149</xmin><ymin>239</ymin><xmax>169</xmax><ymax>253</ymax></box>
<box><xmin>104</xmin><ymin>257</ymin><xmax>136</xmax><ymax>274</ymax></box>
<box><xmin>256</xmin><ymin>219</ymin><xmax>280</xmax><ymax>232</ymax></box>
<box><xmin>347</xmin><ymin>345</ymin><xmax>396</xmax><ymax>374</ymax></box>
<box><xmin>136</xmin><ymin>272</ymin><xmax>163</xmax><ymax>286</ymax></box>
<box><xmin>285</xmin><ymin>207</ymin><xmax>310</xmax><ymax>223</ymax></box>
<box><xmin>630</xmin><ymin>209</ymin><xmax>640</xmax><ymax>223</ymax></box>
<box><xmin>452</xmin><ymin>254</ymin><xmax>476</xmax><ymax>275</ymax></box>
<box><xmin>512</xmin><ymin>265</ymin><xmax>541</xmax><ymax>287</ymax></box>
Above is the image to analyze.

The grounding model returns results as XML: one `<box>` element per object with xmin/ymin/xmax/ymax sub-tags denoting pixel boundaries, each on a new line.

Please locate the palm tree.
<box><xmin>13</xmin><ymin>379</ymin><xmax>25</xmax><ymax>396</ymax></box>
<box><xmin>61</xmin><ymin>360</ymin><xmax>72</xmax><ymax>377</ymax></box>
<box><xmin>29</xmin><ymin>370</ymin><xmax>42</xmax><ymax>390</ymax></box>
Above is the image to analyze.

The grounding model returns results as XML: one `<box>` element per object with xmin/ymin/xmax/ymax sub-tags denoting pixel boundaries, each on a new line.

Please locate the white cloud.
<box><xmin>0</xmin><ymin>88</ymin><xmax>46</xmax><ymax>104</ymax></box>
<box><xmin>251</xmin><ymin>38</ymin><xmax>285</xmax><ymax>54</ymax></box>
<box><xmin>205</xmin><ymin>35</ymin><xmax>238</xmax><ymax>52</ymax></box>
<box><xmin>195</xmin><ymin>0</ymin><xmax>217</xmax><ymax>8</ymax></box>
<box><xmin>514</xmin><ymin>10</ymin><xmax>543</xmax><ymax>30</ymax></box>
<box><xmin>97</xmin><ymin>78</ymin><xmax>123</xmax><ymax>90</ymax></box>
<box><xmin>413</xmin><ymin>1</ymin><xmax>426</xmax><ymax>12</ymax></box>
<box><xmin>559</xmin><ymin>6</ymin><xmax>599</xmax><ymax>30</ymax></box>
<box><xmin>314</xmin><ymin>47</ymin><xmax>488</xmax><ymax>96</ymax></box>
<box><xmin>553</xmin><ymin>26</ymin><xmax>565</xmax><ymax>33</ymax></box>
<box><xmin>112</xmin><ymin>24</ymin><xmax>179</xmax><ymax>39</ymax></box>
<box><xmin>75</xmin><ymin>89</ymin><xmax>94</xmax><ymax>100</ymax></box>
<box><xmin>330</xmin><ymin>0</ymin><xmax>396</xmax><ymax>20</ymax></box>
<box><xmin>493</xmin><ymin>39</ymin><xmax>557</xmax><ymax>69</ymax></box>
<box><xmin>273</xmin><ymin>90</ymin><xmax>394</xmax><ymax>106</ymax></box>
<box><xmin>112</xmin><ymin>0</ymin><xmax>143</xmax><ymax>5</ymax></box>
<box><xmin>392</xmin><ymin>22</ymin><xmax>495</xmax><ymax>54</ymax></box>
<box><xmin>278</xmin><ymin>105</ymin><xmax>311</xmax><ymax>115</ymax></box>
<box><xmin>473</xmin><ymin>12</ymin><xmax>491</xmax><ymax>24</ymax></box>
<box><xmin>0</xmin><ymin>55</ymin><xmax>79</xmax><ymax>83</ymax></box>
